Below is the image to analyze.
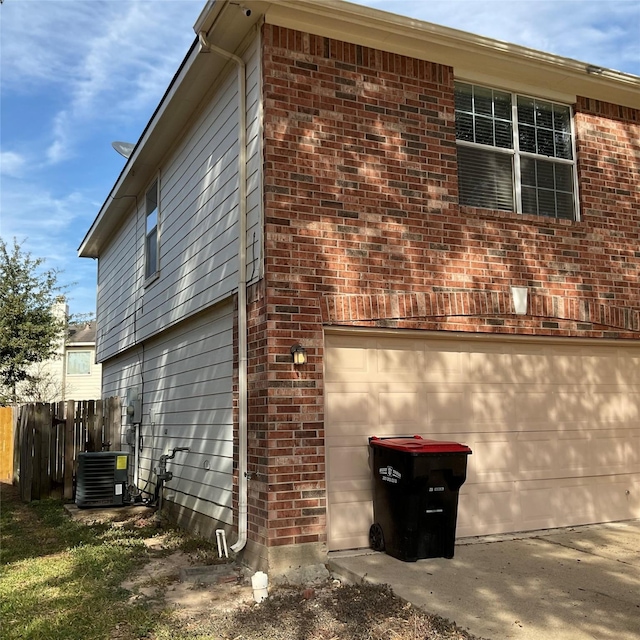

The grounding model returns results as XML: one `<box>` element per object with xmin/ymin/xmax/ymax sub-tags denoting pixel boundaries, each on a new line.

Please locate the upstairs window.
<box><xmin>145</xmin><ymin>179</ymin><xmax>159</xmax><ymax>279</ymax></box>
<box><xmin>67</xmin><ymin>351</ymin><xmax>91</xmax><ymax>375</ymax></box>
<box><xmin>455</xmin><ymin>82</ymin><xmax>578</xmax><ymax>220</ymax></box>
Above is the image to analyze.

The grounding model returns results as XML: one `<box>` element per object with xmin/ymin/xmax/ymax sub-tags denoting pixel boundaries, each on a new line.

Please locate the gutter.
<box><xmin>197</xmin><ymin>30</ymin><xmax>249</xmax><ymax>554</ymax></box>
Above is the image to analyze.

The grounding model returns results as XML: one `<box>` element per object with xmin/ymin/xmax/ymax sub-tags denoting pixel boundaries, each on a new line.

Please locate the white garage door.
<box><xmin>325</xmin><ymin>330</ymin><xmax>640</xmax><ymax>551</ymax></box>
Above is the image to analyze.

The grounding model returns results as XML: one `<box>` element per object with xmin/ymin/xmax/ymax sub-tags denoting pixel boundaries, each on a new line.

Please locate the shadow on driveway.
<box><xmin>329</xmin><ymin>520</ymin><xmax>640</xmax><ymax>640</ymax></box>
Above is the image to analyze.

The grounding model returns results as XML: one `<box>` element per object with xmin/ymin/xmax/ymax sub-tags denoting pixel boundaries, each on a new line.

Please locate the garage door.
<box><xmin>325</xmin><ymin>330</ymin><xmax>640</xmax><ymax>551</ymax></box>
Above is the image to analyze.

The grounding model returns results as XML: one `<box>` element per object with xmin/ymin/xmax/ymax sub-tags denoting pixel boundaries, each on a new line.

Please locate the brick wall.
<box><xmin>247</xmin><ymin>24</ymin><xmax>640</xmax><ymax>553</ymax></box>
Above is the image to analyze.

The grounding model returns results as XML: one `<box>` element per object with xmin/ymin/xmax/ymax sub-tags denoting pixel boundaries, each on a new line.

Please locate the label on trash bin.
<box><xmin>425</xmin><ymin>508</ymin><xmax>444</xmax><ymax>514</ymax></box>
<box><xmin>379</xmin><ymin>465</ymin><xmax>402</xmax><ymax>483</ymax></box>
<box><xmin>428</xmin><ymin>486</ymin><xmax>445</xmax><ymax>492</ymax></box>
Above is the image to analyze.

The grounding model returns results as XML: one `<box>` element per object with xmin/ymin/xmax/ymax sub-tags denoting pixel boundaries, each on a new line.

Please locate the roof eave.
<box><xmin>79</xmin><ymin>0</ymin><xmax>639</xmax><ymax>259</ymax></box>
<box><xmin>266</xmin><ymin>0</ymin><xmax>639</xmax><ymax>107</ymax></box>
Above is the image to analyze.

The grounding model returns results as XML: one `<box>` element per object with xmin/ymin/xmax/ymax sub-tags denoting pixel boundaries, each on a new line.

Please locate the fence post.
<box><xmin>31</xmin><ymin>404</ymin><xmax>42</xmax><ymax>500</ymax></box>
<box><xmin>64</xmin><ymin>400</ymin><xmax>75</xmax><ymax>500</ymax></box>
<box><xmin>108</xmin><ymin>397</ymin><xmax>122</xmax><ymax>450</ymax></box>
<box><xmin>36</xmin><ymin>403</ymin><xmax>52</xmax><ymax>499</ymax></box>
<box><xmin>75</xmin><ymin>401</ymin><xmax>85</xmax><ymax>454</ymax></box>
<box><xmin>53</xmin><ymin>401</ymin><xmax>64</xmax><ymax>486</ymax></box>
<box><xmin>95</xmin><ymin>399</ymin><xmax>104</xmax><ymax>449</ymax></box>
<box><xmin>20</xmin><ymin>405</ymin><xmax>34</xmax><ymax>502</ymax></box>
<box><xmin>86</xmin><ymin>400</ymin><xmax>98</xmax><ymax>452</ymax></box>
<box><xmin>13</xmin><ymin>405</ymin><xmax>24</xmax><ymax>486</ymax></box>
<box><xmin>0</xmin><ymin>407</ymin><xmax>14</xmax><ymax>482</ymax></box>
<box><xmin>48</xmin><ymin>403</ymin><xmax>59</xmax><ymax>491</ymax></box>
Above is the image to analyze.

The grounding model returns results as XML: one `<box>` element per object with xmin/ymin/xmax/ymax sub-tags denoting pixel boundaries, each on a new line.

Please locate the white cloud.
<box><xmin>1</xmin><ymin>181</ymin><xmax>90</xmax><ymax>248</ymax></box>
<box><xmin>0</xmin><ymin>1</ymin><xmax>99</xmax><ymax>88</ymax></box>
<box><xmin>46</xmin><ymin>111</ymin><xmax>72</xmax><ymax>164</ymax></box>
<box><xmin>0</xmin><ymin>151</ymin><xmax>26</xmax><ymax>177</ymax></box>
<box><xmin>0</xmin><ymin>179</ymin><xmax>98</xmax><ymax>312</ymax></box>
<box><xmin>2</xmin><ymin>0</ymin><xmax>202</xmax><ymax>166</ymax></box>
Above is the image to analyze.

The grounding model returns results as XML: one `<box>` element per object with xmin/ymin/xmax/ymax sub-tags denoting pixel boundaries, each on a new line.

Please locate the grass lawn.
<box><xmin>1</xmin><ymin>483</ymin><xmax>482</xmax><ymax>640</ymax></box>
<box><xmin>0</xmin><ymin>483</ymin><xmax>171</xmax><ymax>640</ymax></box>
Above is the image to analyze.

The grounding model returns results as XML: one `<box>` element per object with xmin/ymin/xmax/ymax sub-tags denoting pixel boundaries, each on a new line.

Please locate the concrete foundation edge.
<box><xmin>239</xmin><ymin>538</ymin><xmax>329</xmax><ymax>575</ymax></box>
<box><xmin>163</xmin><ymin>500</ymin><xmax>328</xmax><ymax>575</ymax></box>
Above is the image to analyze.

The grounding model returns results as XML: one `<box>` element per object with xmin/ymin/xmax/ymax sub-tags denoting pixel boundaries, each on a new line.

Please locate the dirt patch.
<box><xmin>6</xmin><ymin>484</ymin><xmax>484</xmax><ymax>640</ymax></box>
<box><xmin>97</xmin><ymin>501</ymin><xmax>483</xmax><ymax>639</ymax></box>
<box><xmin>152</xmin><ymin>579</ymin><xmax>483</xmax><ymax>640</ymax></box>
<box><xmin>120</xmin><ymin>545</ymin><xmax>483</xmax><ymax>639</ymax></box>
<box><xmin>122</xmin><ymin>544</ymin><xmax>253</xmax><ymax>612</ymax></box>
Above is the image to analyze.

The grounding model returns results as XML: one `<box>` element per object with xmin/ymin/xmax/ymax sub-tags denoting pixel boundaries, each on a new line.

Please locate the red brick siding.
<box><xmin>246</xmin><ymin>24</ymin><xmax>640</xmax><ymax>550</ymax></box>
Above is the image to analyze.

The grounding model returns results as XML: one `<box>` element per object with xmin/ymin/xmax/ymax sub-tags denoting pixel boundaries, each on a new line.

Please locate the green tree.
<box><xmin>0</xmin><ymin>238</ymin><xmax>66</xmax><ymax>404</ymax></box>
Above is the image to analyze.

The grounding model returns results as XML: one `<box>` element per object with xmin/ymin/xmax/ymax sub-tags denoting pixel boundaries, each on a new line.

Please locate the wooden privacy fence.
<box><xmin>0</xmin><ymin>406</ymin><xmax>16</xmax><ymax>482</ymax></box>
<box><xmin>13</xmin><ymin>398</ymin><xmax>122</xmax><ymax>502</ymax></box>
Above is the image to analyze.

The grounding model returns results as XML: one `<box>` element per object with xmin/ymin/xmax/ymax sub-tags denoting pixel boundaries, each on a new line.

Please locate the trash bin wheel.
<box><xmin>369</xmin><ymin>523</ymin><xmax>385</xmax><ymax>552</ymax></box>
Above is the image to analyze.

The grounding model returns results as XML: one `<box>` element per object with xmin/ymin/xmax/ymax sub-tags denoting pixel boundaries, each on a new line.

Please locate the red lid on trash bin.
<box><xmin>369</xmin><ymin>435</ymin><xmax>471</xmax><ymax>454</ymax></box>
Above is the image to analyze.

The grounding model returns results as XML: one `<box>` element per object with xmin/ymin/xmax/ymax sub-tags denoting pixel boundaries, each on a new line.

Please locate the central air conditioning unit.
<box><xmin>75</xmin><ymin>451</ymin><xmax>129</xmax><ymax>508</ymax></box>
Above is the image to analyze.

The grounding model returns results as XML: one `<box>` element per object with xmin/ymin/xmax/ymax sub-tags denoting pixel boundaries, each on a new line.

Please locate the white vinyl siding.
<box><xmin>101</xmin><ymin>349</ymin><xmax>142</xmax><ymax>425</ymax></box>
<box><xmin>96</xmin><ymin>211</ymin><xmax>139</xmax><ymax>360</ymax></box>
<box><xmin>96</xmin><ymin>34</ymin><xmax>262</xmax><ymax>362</ymax></box>
<box><xmin>101</xmin><ymin>303</ymin><xmax>234</xmax><ymax>526</ymax></box>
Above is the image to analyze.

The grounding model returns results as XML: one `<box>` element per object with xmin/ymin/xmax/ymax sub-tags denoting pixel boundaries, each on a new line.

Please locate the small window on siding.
<box><xmin>455</xmin><ymin>82</ymin><xmax>578</xmax><ymax>220</ymax></box>
<box><xmin>145</xmin><ymin>179</ymin><xmax>159</xmax><ymax>279</ymax></box>
<box><xmin>67</xmin><ymin>351</ymin><xmax>91</xmax><ymax>375</ymax></box>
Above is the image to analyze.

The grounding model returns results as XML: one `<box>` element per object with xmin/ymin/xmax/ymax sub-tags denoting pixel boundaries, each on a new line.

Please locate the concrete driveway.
<box><xmin>329</xmin><ymin>520</ymin><xmax>640</xmax><ymax>640</ymax></box>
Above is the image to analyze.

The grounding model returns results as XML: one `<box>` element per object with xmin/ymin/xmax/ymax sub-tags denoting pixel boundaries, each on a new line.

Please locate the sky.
<box><xmin>1</xmin><ymin>0</ymin><xmax>638</xmax><ymax>319</ymax></box>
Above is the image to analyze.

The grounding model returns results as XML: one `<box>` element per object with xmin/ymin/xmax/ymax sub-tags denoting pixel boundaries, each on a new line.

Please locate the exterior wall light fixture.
<box><xmin>510</xmin><ymin>286</ymin><xmax>529</xmax><ymax>315</ymax></box>
<box><xmin>291</xmin><ymin>344</ymin><xmax>307</xmax><ymax>365</ymax></box>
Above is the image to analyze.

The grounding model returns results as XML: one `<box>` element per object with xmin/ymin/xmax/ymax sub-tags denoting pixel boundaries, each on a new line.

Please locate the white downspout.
<box><xmin>198</xmin><ymin>31</ymin><xmax>248</xmax><ymax>553</ymax></box>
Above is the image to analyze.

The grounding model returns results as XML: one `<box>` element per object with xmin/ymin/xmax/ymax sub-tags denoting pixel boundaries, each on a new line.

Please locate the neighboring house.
<box><xmin>64</xmin><ymin>322</ymin><xmax>102</xmax><ymax>401</ymax></box>
<box><xmin>15</xmin><ymin>302</ymin><xmax>101</xmax><ymax>403</ymax></box>
<box><xmin>79</xmin><ymin>0</ymin><xmax>640</xmax><ymax>572</ymax></box>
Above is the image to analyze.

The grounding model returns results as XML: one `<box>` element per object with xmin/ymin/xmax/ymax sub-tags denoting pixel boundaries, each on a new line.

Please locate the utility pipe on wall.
<box><xmin>197</xmin><ymin>31</ymin><xmax>248</xmax><ymax>553</ymax></box>
<box><xmin>134</xmin><ymin>423</ymin><xmax>140</xmax><ymax>488</ymax></box>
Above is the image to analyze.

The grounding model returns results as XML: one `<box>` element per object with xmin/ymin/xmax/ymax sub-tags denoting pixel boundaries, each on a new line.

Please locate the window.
<box><xmin>455</xmin><ymin>82</ymin><xmax>577</xmax><ymax>220</ymax></box>
<box><xmin>145</xmin><ymin>179</ymin><xmax>159</xmax><ymax>279</ymax></box>
<box><xmin>67</xmin><ymin>351</ymin><xmax>91</xmax><ymax>375</ymax></box>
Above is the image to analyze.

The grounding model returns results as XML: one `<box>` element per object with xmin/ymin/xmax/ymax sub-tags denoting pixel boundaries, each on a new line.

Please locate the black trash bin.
<box><xmin>369</xmin><ymin>435</ymin><xmax>472</xmax><ymax>562</ymax></box>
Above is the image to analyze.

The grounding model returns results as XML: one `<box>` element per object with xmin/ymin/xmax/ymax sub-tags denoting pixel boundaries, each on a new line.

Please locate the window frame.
<box><xmin>454</xmin><ymin>81</ymin><xmax>580</xmax><ymax>222</ymax></box>
<box><xmin>67</xmin><ymin>350</ymin><xmax>92</xmax><ymax>376</ymax></box>
<box><xmin>144</xmin><ymin>177</ymin><xmax>160</xmax><ymax>282</ymax></box>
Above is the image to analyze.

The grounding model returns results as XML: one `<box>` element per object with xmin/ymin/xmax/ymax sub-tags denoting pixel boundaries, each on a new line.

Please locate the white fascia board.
<box><xmin>193</xmin><ymin>0</ymin><xmax>227</xmax><ymax>35</ymax></box>
<box><xmin>194</xmin><ymin>0</ymin><xmax>220</xmax><ymax>34</ymax></box>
